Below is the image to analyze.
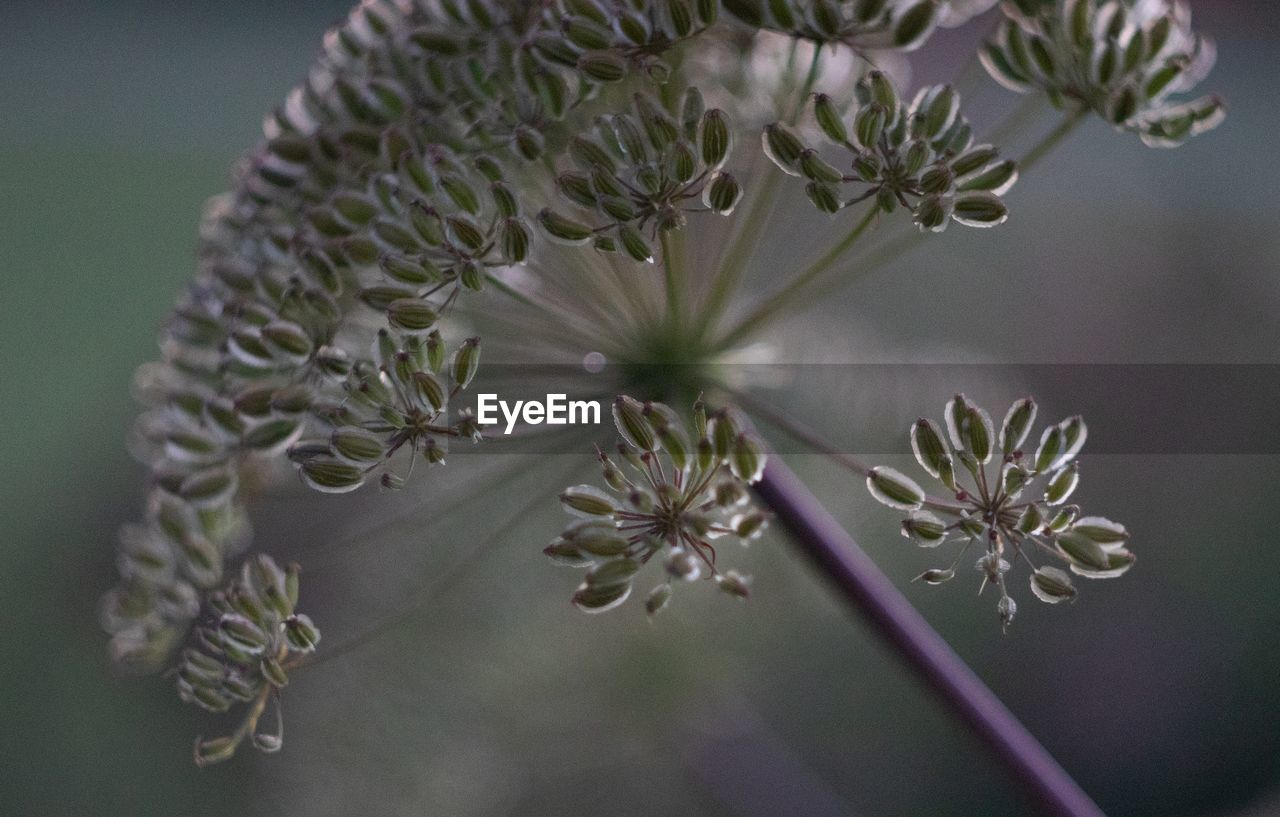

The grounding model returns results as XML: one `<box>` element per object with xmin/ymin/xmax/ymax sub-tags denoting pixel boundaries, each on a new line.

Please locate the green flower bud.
<box><xmin>194</xmin><ymin>736</ymin><xmax>239</xmax><ymax>767</ymax></box>
<box><xmin>913</xmin><ymin>568</ymin><xmax>956</xmax><ymax>585</ymax></box>
<box><xmin>572</xmin><ymin>580</ymin><xmax>631</xmax><ymax>613</ymax></box>
<box><xmin>799</xmin><ymin>149</ymin><xmax>844</xmax><ymax>184</ymax></box>
<box><xmin>952</xmin><ymin>192</ymin><xmax>1009</xmax><ymax>227</ymax></box>
<box><xmin>699</xmin><ymin>108</ymin><xmax>732</xmax><ymax>169</ymax></box>
<box><xmin>1056</xmin><ymin>530</ymin><xmax>1110</xmax><ymax>571</ymax></box>
<box><xmin>331</xmin><ymin>428</ymin><xmax>386</xmax><ymax>464</ymax></box>
<box><xmin>805</xmin><ymin>181</ymin><xmax>842</xmax><ymax>214</ymax></box>
<box><xmin>645</xmin><ymin>583</ymin><xmax>673</xmax><ymax>616</ymax></box>
<box><xmin>854</xmin><ymin>102</ymin><xmax>888</xmax><ymax>150</ymax></box>
<box><xmin>578</xmin><ymin>50</ymin><xmax>627</xmax><ymax>83</ymax></box>
<box><xmin>893</xmin><ymin>0</ymin><xmax>938</xmax><ymax>49</ymax></box>
<box><xmin>386</xmin><ymin>298</ymin><xmax>439</xmax><ymax>333</ymax></box>
<box><xmin>300</xmin><ymin>458</ymin><xmax>365</xmax><ymax>494</ymax></box>
<box><xmin>704</xmin><ymin>172</ymin><xmax>743</xmax><ymax>215</ymax></box>
<box><xmin>560</xmin><ymin>484</ymin><xmax>619</xmax><ymax>518</ymax></box>
<box><xmin>538</xmin><ymin>208</ymin><xmax>595</xmax><ymax>245</ymax></box>
<box><xmin>1044</xmin><ymin>462</ymin><xmax>1079</xmax><ymax>505</ymax></box>
<box><xmin>284</xmin><ymin>613</ymin><xmax>321</xmax><ymax>652</ymax></box>
<box><xmin>1030</xmin><ymin>566</ymin><xmax>1076</xmax><ymax>604</ymax></box>
<box><xmin>451</xmin><ymin>337</ymin><xmax>480</xmax><ymax>389</ymax></box>
<box><xmin>613</xmin><ymin>396</ymin><xmax>657</xmax><ymax>451</ymax></box>
<box><xmin>715</xmin><ymin>569</ymin><xmax>751</xmax><ymax>599</ymax></box>
<box><xmin>901</xmin><ymin>510</ymin><xmax>947</xmax><ymax>547</ymax></box>
<box><xmin>1071</xmin><ymin>516</ymin><xmax>1129</xmax><ymax>547</ymax></box>
<box><xmin>729</xmin><ymin>433</ymin><xmax>765</xmax><ymax>484</ymax></box>
<box><xmin>867</xmin><ymin>467</ymin><xmax>926</xmax><ymax>511</ymax></box>
<box><xmin>762</xmin><ymin>123</ymin><xmax>805</xmax><ymax>175</ymax></box>
<box><xmin>813</xmin><ymin>94</ymin><xmax>847</xmax><ymax>144</ymax></box>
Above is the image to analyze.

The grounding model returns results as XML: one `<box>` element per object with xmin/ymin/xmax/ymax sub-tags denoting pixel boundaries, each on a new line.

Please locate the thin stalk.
<box><xmin>716</xmin><ymin>203</ymin><xmax>878</xmax><ymax>350</ymax></box>
<box><xmin>1020</xmin><ymin>111</ymin><xmax>1087</xmax><ymax>174</ymax></box>
<box><xmin>699</xmin><ymin>48</ymin><xmax>825</xmax><ymax>341</ymax></box>
<box><xmin>749</xmin><ymin>108</ymin><xmax>1089</xmax><ymax>327</ymax></box>
<box><xmin>754</xmin><ymin>458</ymin><xmax>1106</xmax><ymax>817</ymax></box>
<box><xmin>661</xmin><ymin>228</ymin><xmax>683</xmax><ymax>337</ymax></box>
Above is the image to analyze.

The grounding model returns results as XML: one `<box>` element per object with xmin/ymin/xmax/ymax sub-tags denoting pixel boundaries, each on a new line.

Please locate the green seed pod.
<box><xmin>893</xmin><ymin>0</ymin><xmax>937</xmax><ymax>49</ymax></box>
<box><xmin>854</xmin><ymin>102</ymin><xmax>888</xmax><ymax>149</ymax></box>
<box><xmin>913</xmin><ymin>568</ymin><xmax>955</xmax><ymax>585</ymax></box>
<box><xmin>613</xmin><ymin>395</ymin><xmax>657</xmax><ymax>451</ymax></box>
<box><xmin>805</xmin><ymin>181</ymin><xmax>842</xmax><ymax>214</ymax></box>
<box><xmin>538</xmin><ymin>208</ymin><xmax>595</xmax><ymax>245</ymax></box>
<box><xmin>903</xmin><ymin>139</ymin><xmax>930</xmax><ymax>176</ymax></box>
<box><xmin>1044</xmin><ymin>462</ymin><xmax>1079</xmax><ymax>505</ymax></box>
<box><xmin>1071</xmin><ymin>516</ymin><xmax>1129</xmax><ymax>547</ymax></box>
<box><xmin>868</xmin><ymin>71</ymin><xmax>898</xmax><ymax>111</ymax></box>
<box><xmin>1034</xmin><ymin>425</ymin><xmax>1063</xmax><ymax>473</ymax></box>
<box><xmin>952</xmin><ymin>193</ymin><xmax>1009</xmax><ymax>227</ymax></box>
<box><xmin>242</xmin><ymin>418</ymin><xmax>302</xmax><ymax>454</ymax></box>
<box><xmin>499</xmin><ymin>218</ymin><xmax>530</xmax><ymax>264</ymax></box>
<box><xmin>574</xmin><ymin>527</ymin><xmax>632</xmax><ymax>557</ymax></box>
<box><xmin>695</xmin><ymin>0</ymin><xmax>718</xmax><ymax>24</ymax></box>
<box><xmin>284</xmin><ymin>613</ymin><xmax>321</xmax><ymax>652</ymax></box>
<box><xmin>704</xmin><ymin>172</ymin><xmax>743</xmax><ymax>215</ymax></box>
<box><xmin>799</xmin><ymin>149</ymin><xmax>844</xmax><ymax>184</ymax></box>
<box><xmin>544</xmin><ymin>538</ymin><xmax>592</xmax><ymax>568</ymax></box>
<box><xmin>961</xmin><ymin>404</ymin><xmax>995</xmax><ymax>463</ymax></box>
<box><xmin>194</xmin><ymin>736</ymin><xmax>238</xmax><ymax>767</ymax></box>
<box><xmin>218</xmin><ymin>613</ymin><xmax>269</xmax><ymax>654</ymax></box>
<box><xmin>681</xmin><ymin>86</ymin><xmax>704</xmax><ymax>140</ymax></box>
<box><xmin>668</xmin><ymin>139</ymin><xmax>698</xmax><ymax>183</ymax></box>
<box><xmin>1016</xmin><ymin>504</ymin><xmax>1044</xmax><ymax>534</ymax></box>
<box><xmin>563</xmin><ymin>15</ymin><xmax>612</xmax><ymax>50</ymax></box>
<box><xmin>1056</xmin><ymin>530</ymin><xmax>1110</xmax><ymax>571</ymax></box>
<box><xmin>664</xmin><ymin>0</ymin><xmax>695</xmax><ymax>37</ymax></box>
<box><xmin>617</xmin><ymin>223</ymin><xmax>654</xmax><ymax>263</ymax></box>
<box><xmin>512</xmin><ymin>126</ymin><xmax>544</xmax><ymax>161</ymax></box>
<box><xmin>645</xmin><ymin>583</ymin><xmax>673</xmax><ymax>616</ymax></box>
<box><xmin>958</xmin><ymin>160</ymin><xmax>1018</xmax><ymax>194</ymax></box>
<box><xmin>733</xmin><ymin>510</ymin><xmax>768</xmax><ymax>539</ymax></box>
<box><xmin>451</xmin><ymin>337</ymin><xmax>480</xmax><ymax>389</ymax></box>
<box><xmin>709</xmin><ymin>410</ymin><xmax>739</xmax><ymax>460</ymax></box>
<box><xmin>386</xmin><ymin>298</ymin><xmax>439</xmax><ymax>333</ymax></box>
<box><xmin>561</xmin><ymin>484</ymin><xmax>618</xmax><ymax>518</ymax></box>
<box><xmin>699</xmin><ymin>108</ymin><xmax>731</xmax><ymax>169</ymax></box>
<box><xmin>261</xmin><ymin>319</ymin><xmax>315</xmax><ymax>363</ymax></box>
<box><xmin>951</xmin><ymin>145</ymin><xmax>999</xmax><ymax>177</ymax></box>
<box><xmin>809</xmin><ymin>0</ymin><xmax>840</xmax><ymax>37</ymax></box>
<box><xmin>715</xmin><ymin>570</ymin><xmax>751</xmax><ymax>599</ymax></box>
<box><xmin>813</xmin><ymin>93</ymin><xmax>848</xmax><ymax>144</ymax></box>
<box><xmin>914</xmin><ymin>195</ymin><xmax>951</xmax><ymax>233</ymax></box>
<box><xmin>300</xmin><ymin>458</ymin><xmax>365</xmax><ymax>494</ymax></box>
<box><xmin>577</xmin><ymin>50</ymin><xmax>627</xmax><ymax>83</ymax></box>
<box><xmin>762</xmin><ymin>123</ymin><xmax>805</xmax><ymax>175</ymax></box>
<box><xmin>852</xmin><ymin>151</ymin><xmax>881</xmax><ymax>182</ymax></box>
<box><xmin>901</xmin><ymin>510</ymin><xmax>947</xmax><ymax>546</ymax></box>
<box><xmin>178</xmin><ymin>467</ymin><xmax>238</xmax><ymax>510</ymax></box>
<box><xmin>331</xmin><ymin>428</ymin><xmax>385</xmax><ymax>463</ymax></box>
<box><xmin>379</xmin><ymin>253</ymin><xmax>434</xmax><ymax>286</ymax></box>
<box><xmin>1059</xmin><ymin>415</ymin><xmax>1088</xmax><ymax>463</ymax></box>
<box><xmin>729</xmin><ymin>433</ymin><xmax>766</xmax><ymax>483</ymax></box>
<box><xmin>911</xmin><ymin>418</ymin><xmax>951</xmax><ymax>480</ymax></box>
<box><xmin>867</xmin><ymin>467</ymin><xmax>926</xmax><ymax>510</ymax></box>
<box><xmin>615</xmin><ymin>7</ymin><xmax>651</xmax><ymax>44</ymax></box>
<box><xmin>922</xmin><ymin>85</ymin><xmax>959</xmax><ymax>138</ymax></box>
<box><xmin>260</xmin><ymin>656</ymin><xmax>289</xmax><ymax>687</ymax></box>
<box><xmin>1030</xmin><ymin>566</ymin><xmax>1076</xmax><ymax>604</ymax></box>
<box><xmin>558</xmin><ymin>171</ymin><xmax>598</xmax><ymax>207</ymax></box>
<box><xmin>360</xmin><ymin>284</ymin><xmax>418</xmax><ymax>312</ymax></box>
<box><xmin>572</xmin><ymin>580</ymin><xmax>631</xmax><ymax>613</ymax></box>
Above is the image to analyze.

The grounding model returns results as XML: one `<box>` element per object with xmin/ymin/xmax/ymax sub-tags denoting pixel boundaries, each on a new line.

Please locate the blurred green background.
<box><xmin>2</xmin><ymin>2</ymin><xmax>1278</xmax><ymax>815</ymax></box>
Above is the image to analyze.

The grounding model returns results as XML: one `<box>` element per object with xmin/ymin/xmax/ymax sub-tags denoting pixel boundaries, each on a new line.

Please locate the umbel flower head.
<box><xmin>866</xmin><ymin>395</ymin><xmax>1134</xmax><ymax>630</ymax></box>
<box><xmin>547</xmin><ymin>396</ymin><xmax>768</xmax><ymax>614</ymax></box>
<box><xmin>176</xmin><ymin>555</ymin><xmax>319</xmax><ymax>765</ymax></box>
<box><xmin>765</xmin><ymin>73</ymin><xmax>1017</xmax><ymax>231</ymax></box>
<box><xmin>983</xmin><ymin>0</ymin><xmax>1224</xmax><ymax>146</ymax></box>
<box><xmin>101</xmin><ymin>0</ymin><xmax>1222</xmax><ymax>764</ymax></box>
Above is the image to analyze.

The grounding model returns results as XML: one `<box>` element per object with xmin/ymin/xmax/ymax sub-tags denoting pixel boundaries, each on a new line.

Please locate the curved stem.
<box><xmin>661</xmin><ymin>228</ymin><xmax>683</xmax><ymax>337</ymax></box>
<box><xmin>1019</xmin><ymin>111</ymin><xmax>1087</xmax><ymax>174</ymax></box>
<box><xmin>754</xmin><ymin>458</ymin><xmax>1106</xmax><ymax>817</ymax></box>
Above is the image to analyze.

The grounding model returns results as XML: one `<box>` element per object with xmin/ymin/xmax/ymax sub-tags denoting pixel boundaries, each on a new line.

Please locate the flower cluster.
<box><xmin>765</xmin><ymin>73</ymin><xmax>1016</xmax><ymax>231</ymax></box>
<box><xmin>540</xmin><ymin>89</ymin><xmax>741</xmax><ymax>261</ymax></box>
<box><xmin>722</xmin><ymin>0</ymin><xmax>947</xmax><ymax>52</ymax></box>
<box><xmin>547</xmin><ymin>397</ymin><xmax>768</xmax><ymax>614</ymax></box>
<box><xmin>983</xmin><ymin>0</ymin><xmax>1224</xmax><ymax>146</ymax></box>
<box><xmin>866</xmin><ymin>395</ymin><xmax>1134</xmax><ymax>630</ymax></box>
<box><xmin>176</xmin><ymin>555</ymin><xmax>319</xmax><ymax>766</ymax></box>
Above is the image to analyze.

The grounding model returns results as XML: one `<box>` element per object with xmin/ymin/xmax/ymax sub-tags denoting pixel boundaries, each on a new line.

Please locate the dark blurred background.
<box><xmin>2</xmin><ymin>1</ymin><xmax>1278</xmax><ymax>815</ymax></box>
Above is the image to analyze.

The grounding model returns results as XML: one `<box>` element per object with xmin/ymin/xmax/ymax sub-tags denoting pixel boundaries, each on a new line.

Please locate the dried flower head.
<box><xmin>547</xmin><ymin>396</ymin><xmax>768</xmax><ymax>614</ymax></box>
<box><xmin>867</xmin><ymin>395</ymin><xmax>1134</xmax><ymax>630</ymax></box>
<box><xmin>983</xmin><ymin>0</ymin><xmax>1224</xmax><ymax>146</ymax></box>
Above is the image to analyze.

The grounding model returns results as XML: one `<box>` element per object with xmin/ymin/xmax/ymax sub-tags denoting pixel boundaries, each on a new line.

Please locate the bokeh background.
<box><xmin>3</xmin><ymin>1</ymin><xmax>1278</xmax><ymax>815</ymax></box>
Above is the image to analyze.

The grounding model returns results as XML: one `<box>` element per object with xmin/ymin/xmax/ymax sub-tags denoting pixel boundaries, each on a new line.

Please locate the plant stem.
<box><xmin>754</xmin><ymin>458</ymin><xmax>1106</xmax><ymax>817</ymax></box>
<box><xmin>716</xmin><ymin>203</ymin><xmax>878</xmax><ymax>349</ymax></box>
<box><xmin>661</xmin><ymin>228</ymin><xmax>683</xmax><ymax>338</ymax></box>
<box><xmin>1020</xmin><ymin>111</ymin><xmax>1087</xmax><ymax>174</ymax></box>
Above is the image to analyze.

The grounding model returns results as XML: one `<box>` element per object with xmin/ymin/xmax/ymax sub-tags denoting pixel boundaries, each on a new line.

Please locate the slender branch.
<box><xmin>1020</xmin><ymin>111</ymin><xmax>1087</xmax><ymax>174</ymax></box>
<box><xmin>716</xmin><ymin>203</ymin><xmax>878</xmax><ymax>349</ymax></box>
<box><xmin>661</xmin><ymin>228</ymin><xmax>683</xmax><ymax>337</ymax></box>
<box><xmin>754</xmin><ymin>458</ymin><xmax>1106</xmax><ymax>817</ymax></box>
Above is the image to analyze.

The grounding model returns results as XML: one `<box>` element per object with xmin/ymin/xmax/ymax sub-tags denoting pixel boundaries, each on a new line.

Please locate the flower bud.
<box><xmin>762</xmin><ymin>123</ymin><xmax>805</xmax><ymax>175</ymax></box>
<box><xmin>901</xmin><ymin>510</ymin><xmax>947</xmax><ymax>546</ymax></box>
<box><xmin>913</xmin><ymin>568</ymin><xmax>955</xmax><ymax>585</ymax></box>
<box><xmin>577</xmin><ymin>50</ymin><xmax>627</xmax><ymax>83</ymax></box>
<box><xmin>613</xmin><ymin>396</ymin><xmax>657</xmax><ymax>451</ymax></box>
<box><xmin>700</xmin><ymin>108</ymin><xmax>731</xmax><ymax>168</ymax></box>
<box><xmin>704</xmin><ymin>172</ymin><xmax>743</xmax><ymax>215</ymax></box>
<box><xmin>999</xmin><ymin>397</ymin><xmax>1037</xmax><ymax>455</ymax></box>
<box><xmin>867</xmin><ymin>467</ymin><xmax>926</xmax><ymax>511</ymax></box>
<box><xmin>451</xmin><ymin>337</ymin><xmax>480</xmax><ymax>389</ymax></box>
<box><xmin>1044</xmin><ymin>462</ymin><xmax>1079</xmax><ymax>505</ymax></box>
<box><xmin>284</xmin><ymin>613</ymin><xmax>321</xmax><ymax>652</ymax></box>
<box><xmin>813</xmin><ymin>93</ymin><xmax>848</xmax><ymax>144</ymax></box>
<box><xmin>572</xmin><ymin>580</ymin><xmax>631</xmax><ymax>613</ymax></box>
<box><xmin>952</xmin><ymin>193</ymin><xmax>1009</xmax><ymax>228</ymax></box>
<box><xmin>560</xmin><ymin>484</ymin><xmax>619</xmax><ymax>518</ymax></box>
<box><xmin>729</xmin><ymin>433</ymin><xmax>765</xmax><ymax>484</ymax></box>
<box><xmin>1030</xmin><ymin>566</ymin><xmax>1076</xmax><ymax>604</ymax></box>
<box><xmin>538</xmin><ymin>208</ymin><xmax>595</xmax><ymax>245</ymax></box>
